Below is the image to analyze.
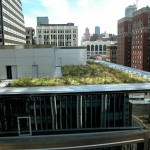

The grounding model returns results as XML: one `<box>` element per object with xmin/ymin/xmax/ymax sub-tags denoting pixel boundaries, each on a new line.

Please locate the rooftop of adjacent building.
<box><xmin>106</xmin><ymin>43</ymin><xmax>117</xmax><ymax>48</ymax></box>
<box><xmin>0</xmin><ymin>45</ymin><xmax>86</xmax><ymax>50</ymax></box>
<box><xmin>25</xmin><ymin>27</ymin><xmax>35</xmax><ymax>31</ymax></box>
<box><xmin>37</xmin><ymin>23</ymin><xmax>75</xmax><ymax>26</ymax></box>
<box><xmin>1</xmin><ymin>60</ymin><xmax>150</xmax><ymax>91</ymax></box>
<box><xmin>118</xmin><ymin>17</ymin><xmax>132</xmax><ymax>24</ymax></box>
<box><xmin>118</xmin><ymin>6</ymin><xmax>150</xmax><ymax>23</ymax></box>
<box><xmin>133</xmin><ymin>6</ymin><xmax>150</xmax><ymax>16</ymax></box>
<box><xmin>82</xmin><ymin>40</ymin><xmax>117</xmax><ymax>46</ymax></box>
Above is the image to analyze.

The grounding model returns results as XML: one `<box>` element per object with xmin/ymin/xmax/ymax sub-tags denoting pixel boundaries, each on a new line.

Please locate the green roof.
<box><xmin>6</xmin><ymin>61</ymin><xmax>150</xmax><ymax>87</ymax></box>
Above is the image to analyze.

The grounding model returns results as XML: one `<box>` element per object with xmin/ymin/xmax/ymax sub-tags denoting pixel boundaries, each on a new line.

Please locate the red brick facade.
<box><xmin>131</xmin><ymin>7</ymin><xmax>150</xmax><ymax>71</ymax></box>
<box><xmin>117</xmin><ymin>7</ymin><xmax>150</xmax><ymax>71</ymax></box>
<box><xmin>117</xmin><ymin>18</ymin><xmax>132</xmax><ymax>66</ymax></box>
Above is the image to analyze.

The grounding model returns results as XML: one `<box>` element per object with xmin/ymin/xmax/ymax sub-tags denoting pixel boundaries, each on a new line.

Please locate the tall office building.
<box><xmin>37</xmin><ymin>17</ymin><xmax>49</xmax><ymax>26</ymax></box>
<box><xmin>125</xmin><ymin>4</ymin><xmax>137</xmax><ymax>17</ymax></box>
<box><xmin>0</xmin><ymin>0</ymin><xmax>26</xmax><ymax>45</ymax></box>
<box><xmin>95</xmin><ymin>26</ymin><xmax>100</xmax><ymax>35</ymax></box>
<box><xmin>36</xmin><ymin>23</ymin><xmax>78</xmax><ymax>46</ymax></box>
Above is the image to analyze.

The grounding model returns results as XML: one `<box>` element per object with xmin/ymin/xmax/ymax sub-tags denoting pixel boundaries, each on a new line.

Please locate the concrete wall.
<box><xmin>0</xmin><ymin>47</ymin><xmax>86</xmax><ymax>79</ymax></box>
<box><xmin>54</xmin><ymin>48</ymin><xmax>86</xmax><ymax>66</ymax></box>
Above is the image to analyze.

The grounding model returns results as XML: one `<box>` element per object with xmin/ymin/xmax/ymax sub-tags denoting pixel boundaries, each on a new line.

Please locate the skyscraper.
<box><xmin>95</xmin><ymin>26</ymin><xmax>100</xmax><ymax>35</ymax></box>
<box><xmin>37</xmin><ymin>17</ymin><xmax>49</xmax><ymax>26</ymax></box>
<box><xmin>0</xmin><ymin>0</ymin><xmax>26</xmax><ymax>45</ymax></box>
<box><xmin>125</xmin><ymin>4</ymin><xmax>137</xmax><ymax>17</ymax></box>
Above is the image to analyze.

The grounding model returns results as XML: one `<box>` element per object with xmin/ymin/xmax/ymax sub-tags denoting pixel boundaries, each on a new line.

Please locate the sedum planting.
<box><xmin>6</xmin><ymin>61</ymin><xmax>150</xmax><ymax>87</ymax></box>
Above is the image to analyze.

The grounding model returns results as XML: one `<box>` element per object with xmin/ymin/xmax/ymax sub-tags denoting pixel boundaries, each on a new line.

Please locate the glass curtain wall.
<box><xmin>0</xmin><ymin>93</ymin><xmax>130</xmax><ymax>133</ymax></box>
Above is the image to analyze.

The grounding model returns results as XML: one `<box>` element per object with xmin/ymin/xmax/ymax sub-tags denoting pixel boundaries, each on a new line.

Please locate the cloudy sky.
<box><xmin>22</xmin><ymin>0</ymin><xmax>149</xmax><ymax>45</ymax></box>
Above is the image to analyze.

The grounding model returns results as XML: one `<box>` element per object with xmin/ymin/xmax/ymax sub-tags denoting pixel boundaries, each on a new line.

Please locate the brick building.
<box><xmin>117</xmin><ymin>6</ymin><xmax>150</xmax><ymax>71</ymax></box>
<box><xmin>117</xmin><ymin>17</ymin><xmax>132</xmax><ymax>66</ymax></box>
<box><xmin>131</xmin><ymin>7</ymin><xmax>150</xmax><ymax>71</ymax></box>
<box><xmin>106</xmin><ymin>43</ymin><xmax>117</xmax><ymax>63</ymax></box>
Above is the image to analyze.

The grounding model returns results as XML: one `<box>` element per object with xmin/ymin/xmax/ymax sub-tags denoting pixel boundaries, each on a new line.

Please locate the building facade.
<box><xmin>125</xmin><ymin>4</ymin><xmax>137</xmax><ymax>17</ymax></box>
<box><xmin>82</xmin><ymin>40</ymin><xmax>116</xmax><ymax>59</ymax></box>
<box><xmin>36</xmin><ymin>23</ymin><xmax>78</xmax><ymax>46</ymax></box>
<box><xmin>0</xmin><ymin>0</ymin><xmax>26</xmax><ymax>45</ymax></box>
<box><xmin>118</xmin><ymin>6</ymin><xmax>150</xmax><ymax>71</ymax></box>
<box><xmin>117</xmin><ymin>17</ymin><xmax>132</xmax><ymax>66</ymax></box>
<box><xmin>0</xmin><ymin>45</ymin><xmax>86</xmax><ymax>79</ymax></box>
<box><xmin>0</xmin><ymin>83</ymin><xmax>149</xmax><ymax>149</ymax></box>
<box><xmin>131</xmin><ymin>7</ymin><xmax>150</xmax><ymax>71</ymax></box>
<box><xmin>0</xmin><ymin>90</ymin><xmax>130</xmax><ymax>132</ymax></box>
<box><xmin>25</xmin><ymin>27</ymin><xmax>35</xmax><ymax>44</ymax></box>
<box><xmin>81</xmin><ymin>27</ymin><xmax>90</xmax><ymax>44</ymax></box>
<box><xmin>37</xmin><ymin>16</ymin><xmax>49</xmax><ymax>26</ymax></box>
<box><xmin>0</xmin><ymin>60</ymin><xmax>150</xmax><ymax>149</ymax></box>
<box><xmin>106</xmin><ymin>44</ymin><xmax>117</xmax><ymax>63</ymax></box>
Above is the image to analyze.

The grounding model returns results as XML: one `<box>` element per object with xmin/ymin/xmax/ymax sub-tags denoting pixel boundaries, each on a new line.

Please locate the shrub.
<box><xmin>6</xmin><ymin>62</ymin><xmax>150</xmax><ymax>87</ymax></box>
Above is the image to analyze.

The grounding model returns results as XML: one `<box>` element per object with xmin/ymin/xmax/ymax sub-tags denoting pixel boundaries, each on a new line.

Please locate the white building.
<box><xmin>0</xmin><ymin>45</ymin><xmax>86</xmax><ymax>79</ymax></box>
<box><xmin>82</xmin><ymin>40</ymin><xmax>116</xmax><ymax>59</ymax></box>
<box><xmin>36</xmin><ymin>23</ymin><xmax>78</xmax><ymax>47</ymax></box>
<box><xmin>0</xmin><ymin>0</ymin><xmax>26</xmax><ymax>45</ymax></box>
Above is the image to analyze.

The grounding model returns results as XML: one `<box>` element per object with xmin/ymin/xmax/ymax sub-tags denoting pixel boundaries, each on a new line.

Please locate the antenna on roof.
<box><xmin>136</xmin><ymin>0</ymin><xmax>139</xmax><ymax>9</ymax></box>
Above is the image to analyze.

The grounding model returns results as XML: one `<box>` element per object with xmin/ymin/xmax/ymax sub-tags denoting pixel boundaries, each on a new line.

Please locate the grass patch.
<box><xmin>6</xmin><ymin>61</ymin><xmax>150</xmax><ymax>87</ymax></box>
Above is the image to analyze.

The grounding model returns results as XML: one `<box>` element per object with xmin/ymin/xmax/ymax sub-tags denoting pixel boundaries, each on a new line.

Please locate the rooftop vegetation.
<box><xmin>6</xmin><ymin>61</ymin><xmax>150</xmax><ymax>87</ymax></box>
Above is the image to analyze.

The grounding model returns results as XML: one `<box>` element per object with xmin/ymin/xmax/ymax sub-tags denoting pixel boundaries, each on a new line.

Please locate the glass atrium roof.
<box><xmin>95</xmin><ymin>60</ymin><xmax>150</xmax><ymax>79</ymax></box>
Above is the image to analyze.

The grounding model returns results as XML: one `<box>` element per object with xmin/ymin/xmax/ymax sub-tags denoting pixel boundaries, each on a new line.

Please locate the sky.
<box><xmin>22</xmin><ymin>0</ymin><xmax>149</xmax><ymax>44</ymax></box>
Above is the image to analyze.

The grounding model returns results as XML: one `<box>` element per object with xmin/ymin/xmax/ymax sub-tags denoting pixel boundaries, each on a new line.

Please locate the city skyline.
<box><xmin>22</xmin><ymin>0</ymin><xmax>149</xmax><ymax>44</ymax></box>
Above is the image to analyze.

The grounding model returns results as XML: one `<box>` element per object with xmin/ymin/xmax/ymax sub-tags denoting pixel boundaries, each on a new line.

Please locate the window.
<box><xmin>99</xmin><ymin>45</ymin><xmax>102</xmax><ymax>51</ymax></box>
<box><xmin>65</xmin><ymin>30</ymin><xmax>71</xmax><ymax>33</ymax></box>
<box><xmin>95</xmin><ymin>45</ymin><xmax>98</xmax><ymax>51</ymax></box>
<box><xmin>91</xmin><ymin>45</ymin><xmax>94</xmax><ymax>51</ymax></box>
<box><xmin>73</xmin><ymin>34</ymin><xmax>76</xmax><ymax>38</ymax></box>
<box><xmin>87</xmin><ymin>45</ymin><xmax>90</xmax><ymax>51</ymax></box>
<box><xmin>38</xmin><ymin>35</ymin><xmax>42</xmax><ymax>38</ymax></box>
<box><xmin>103</xmin><ymin>45</ymin><xmax>106</xmax><ymax>51</ymax></box>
